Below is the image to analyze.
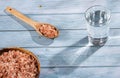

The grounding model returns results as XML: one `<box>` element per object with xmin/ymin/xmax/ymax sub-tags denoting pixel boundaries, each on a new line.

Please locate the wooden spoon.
<box><xmin>6</xmin><ymin>7</ymin><xmax>59</xmax><ymax>39</ymax></box>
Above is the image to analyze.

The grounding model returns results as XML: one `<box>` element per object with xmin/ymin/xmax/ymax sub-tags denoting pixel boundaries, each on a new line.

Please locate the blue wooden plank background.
<box><xmin>0</xmin><ymin>0</ymin><xmax>120</xmax><ymax>78</ymax></box>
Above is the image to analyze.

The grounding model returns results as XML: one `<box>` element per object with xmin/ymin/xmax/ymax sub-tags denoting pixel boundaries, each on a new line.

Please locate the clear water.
<box><xmin>86</xmin><ymin>10</ymin><xmax>110</xmax><ymax>46</ymax></box>
<box><xmin>88</xmin><ymin>26</ymin><xmax>109</xmax><ymax>46</ymax></box>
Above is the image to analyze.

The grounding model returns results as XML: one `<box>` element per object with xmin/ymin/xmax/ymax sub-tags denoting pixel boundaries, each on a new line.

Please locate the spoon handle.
<box><xmin>6</xmin><ymin>7</ymin><xmax>36</xmax><ymax>28</ymax></box>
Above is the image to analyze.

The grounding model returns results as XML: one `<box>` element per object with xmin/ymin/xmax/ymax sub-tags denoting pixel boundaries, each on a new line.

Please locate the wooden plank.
<box><xmin>1</xmin><ymin>43</ymin><xmax>120</xmax><ymax>66</ymax></box>
<box><xmin>0</xmin><ymin>29</ymin><xmax>120</xmax><ymax>47</ymax></box>
<box><xmin>0</xmin><ymin>13</ymin><xmax>120</xmax><ymax>30</ymax></box>
<box><xmin>0</xmin><ymin>0</ymin><xmax>120</xmax><ymax>14</ymax></box>
<box><xmin>0</xmin><ymin>14</ymin><xmax>87</xmax><ymax>30</ymax></box>
<box><xmin>40</xmin><ymin>67</ymin><xmax>120</xmax><ymax>78</ymax></box>
<box><xmin>21</xmin><ymin>46</ymin><xmax>120</xmax><ymax>67</ymax></box>
<box><xmin>24</xmin><ymin>47</ymin><xmax>120</xmax><ymax>56</ymax></box>
<box><xmin>0</xmin><ymin>30</ymin><xmax>87</xmax><ymax>47</ymax></box>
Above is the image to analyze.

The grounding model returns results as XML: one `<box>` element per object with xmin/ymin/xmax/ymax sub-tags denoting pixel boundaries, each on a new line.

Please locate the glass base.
<box><xmin>89</xmin><ymin>36</ymin><xmax>108</xmax><ymax>46</ymax></box>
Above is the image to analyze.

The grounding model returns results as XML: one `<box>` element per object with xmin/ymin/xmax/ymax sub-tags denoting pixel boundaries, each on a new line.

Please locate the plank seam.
<box><xmin>0</xmin><ymin>28</ymin><xmax>119</xmax><ymax>31</ymax></box>
<box><xmin>41</xmin><ymin>65</ymin><xmax>120</xmax><ymax>68</ymax></box>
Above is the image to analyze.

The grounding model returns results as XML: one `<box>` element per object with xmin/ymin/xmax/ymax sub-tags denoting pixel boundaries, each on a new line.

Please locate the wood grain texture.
<box><xmin>0</xmin><ymin>0</ymin><xmax>120</xmax><ymax>78</ymax></box>
<box><xmin>40</xmin><ymin>67</ymin><xmax>120</xmax><ymax>78</ymax></box>
<box><xmin>0</xmin><ymin>29</ymin><xmax>120</xmax><ymax>47</ymax></box>
<box><xmin>0</xmin><ymin>13</ymin><xmax>120</xmax><ymax>30</ymax></box>
<box><xmin>17</xmin><ymin>46</ymin><xmax>120</xmax><ymax>67</ymax></box>
<box><xmin>0</xmin><ymin>0</ymin><xmax>120</xmax><ymax>14</ymax></box>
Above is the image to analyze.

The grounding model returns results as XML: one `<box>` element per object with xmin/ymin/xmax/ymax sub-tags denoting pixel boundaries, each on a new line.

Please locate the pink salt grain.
<box><xmin>0</xmin><ymin>50</ymin><xmax>39</xmax><ymax>78</ymax></box>
<box><xmin>38</xmin><ymin>24</ymin><xmax>58</xmax><ymax>38</ymax></box>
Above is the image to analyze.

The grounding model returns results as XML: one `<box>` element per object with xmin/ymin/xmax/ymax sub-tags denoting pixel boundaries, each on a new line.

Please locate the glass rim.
<box><xmin>84</xmin><ymin>5</ymin><xmax>111</xmax><ymax>25</ymax></box>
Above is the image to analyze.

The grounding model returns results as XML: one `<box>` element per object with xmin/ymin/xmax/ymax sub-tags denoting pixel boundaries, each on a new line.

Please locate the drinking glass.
<box><xmin>85</xmin><ymin>5</ymin><xmax>111</xmax><ymax>46</ymax></box>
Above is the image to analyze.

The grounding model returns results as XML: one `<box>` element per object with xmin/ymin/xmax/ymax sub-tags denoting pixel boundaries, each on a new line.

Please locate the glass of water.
<box><xmin>85</xmin><ymin>5</ymin><xmax>111</xmax><ymax>46</ymax></box>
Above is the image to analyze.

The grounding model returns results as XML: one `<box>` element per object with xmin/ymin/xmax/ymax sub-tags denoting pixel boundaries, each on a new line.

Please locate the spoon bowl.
<box><xmin>34</xmin><ymin>23</ymin><xmax>59</xmax><ymax>38</ymax></box>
